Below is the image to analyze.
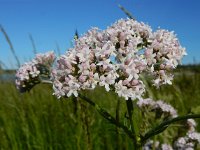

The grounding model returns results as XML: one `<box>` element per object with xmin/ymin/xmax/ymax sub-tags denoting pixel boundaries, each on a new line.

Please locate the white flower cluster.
<box><xmin>138</xmin><ymin>99</ymin><xmax>200</xmax><ymax>149</ymax></box>
<box><xmin>34</xmin><ymin>51</ymin><xmax>55</xmax><ymax>68</ymax></box>
<box><xmin>174</xmin><ymin>119</ymin><xmax>200</xmax><ymax>150</ymax></box>
<box><xmin>137</xmin><ymin>98</ymin><xmax>177</xmax><ymax>118</ymax></box>
<box><xmin>143</xmin><ymin>140</ymin><xmax>173</xmax><ymax>150</ymax></box>
<box><xmin>143</xmin><ymin>119</ymin><xmax>200</xmax><ymax>150</ymax></box>
<box><xmin>16</xmin><ymin>61</ymin><xmax>40</xmax><ymax>92</ymax></box>
<box><xmin>145</xmin><ymin>30</ymin><xmax>187</xmax><ymax>87</ymax></box>
<box><xmin>15</xmin><ymin>51</ymin><xmax>55</xmax><ymax>92</ymax></box>
<box><xmin>52</xmin><ymin>19</ymin><xmax>186</xmax><ymax>99</ymax></box>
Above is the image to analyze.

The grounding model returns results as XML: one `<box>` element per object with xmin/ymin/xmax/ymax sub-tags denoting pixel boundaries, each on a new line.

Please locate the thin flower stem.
<box><xmin>115</xmin><ymin>98</ymin><xmax>120</xmax><ymax>150</ymax></box>
<box><xmin>41</xmin><ymin>80</ymin><xmax>53</xmax><ymax>84</ymax></box>
<box><xmin>126</xmin><ymin>99</ymin><xmax>134</xmax><ymax>133</ymax></box>
<box><xmin>141</xmin><ymin>114</ymin><xmax>200</xmax><ymax>144</ymax></box>
<box><xmin>78</xmin><ymin>94</ymin><xmax>136</xmax><ymax>141</ymax></box>
<box><xmin>126</xmin><ymin>99</ymin><xmax>138</xmax><ymax>149</ymax></box>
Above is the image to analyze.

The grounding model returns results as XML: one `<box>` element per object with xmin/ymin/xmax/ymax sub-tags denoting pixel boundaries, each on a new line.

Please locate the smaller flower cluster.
<box><xmin>174</xmin><ymin>119</ymin><xmax>200</xmax><ymax>150</ymax></box>
<box><xmin>143</xmin><ymin>140</ymin><xmax>173</xmax><ymax>150</ymax></box>
<box><xmin>145</xmin><ymin>30</ymin><xmax>187</xmax><ymax>87</ymax></box>
<box><xmin>143</xmin><ymin>121</ymin><xmax>200</xmax><ymax>150</ymax></box>
<box><xmin>137</xmin><ymin>98</ymin><xmax>177</xmax><ymax>118</ymax></box>
<box><xmin>35</xmin><ymin>51</ymin><xmax>55</xmax><ymax>68</ymax></box>
<box><xmin>15</xmin><ymin>51</ymin><xmax>55</xmax><ymax>92</ymax></box>
<box><xmin>138</xmin><ymin>99</ymin><xmax>200</xmax><ymax>149</ymax></box>
<box><xmin>15</xmin><ymin>61</ymin><xmax>40</xmax><ymax>92</ymax></box>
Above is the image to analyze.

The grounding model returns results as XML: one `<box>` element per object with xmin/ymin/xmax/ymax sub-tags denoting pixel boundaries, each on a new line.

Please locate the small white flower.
<box><xmin>161</xmin><ymin>144</ymin><xmax>173</xmax><ymax>150</ymax></box>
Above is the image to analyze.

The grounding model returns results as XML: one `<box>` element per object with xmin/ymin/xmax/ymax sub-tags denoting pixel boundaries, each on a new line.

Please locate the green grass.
<box><xmin>0</xmin><ymin>70</ymin><xmax>200</xmax><ymax>149</ymax></box>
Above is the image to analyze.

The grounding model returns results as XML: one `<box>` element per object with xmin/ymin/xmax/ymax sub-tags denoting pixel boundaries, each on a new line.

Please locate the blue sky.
<box><xmin>0</xmin><ymin>0</ymin><xmax>200</xmax><ymax>68</ymax></box>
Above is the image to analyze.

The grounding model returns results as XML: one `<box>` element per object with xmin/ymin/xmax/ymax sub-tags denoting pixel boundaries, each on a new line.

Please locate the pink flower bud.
<box><xmin>89</xmin><ymin>72</ymin><xmax>93</xmax><ymax>78</ymax></box>
<box><xmin>122</xmin><ymin>80</ymin><xmax>129</xmax><ymax>85</ymax></box>
<box><xmin>120</xmin><ymin>41</ymin><xmax>125</xmax><ymax>48</ymax></box>
<box><xmin>131</xmin><ymin>79</ymin><xmax>139</xmax><ymax>86</ymax></box>
<box><xmin>159</xmin><ymin>70</ymin><xmax>165</xmax><ymax>76</ymax></box>
<box><xmin>145</xmin><ymin>49</ymin><xmax>152</xmax><ymax>57</ymax></box>
<box><xmin>124</xmin><ymin>58</ymin><xmax>132</xmax><ymax>65</ymax></box>
<box><xmin>90</xmin><ymin>63</ymin><xmax>96</xmax><ymax>71</ymax></box>
<box><xmin>89</xmin><ymin>51</ymin><xmax>95</xmax><ymax>61</ymax></box>
<box><xmin>119</xmin><ymin>32</ymin><xmax>126</xmax><ymax>41</ymax></box>
<box><xmin>65</xmin><ymin>77</ymin><xmax>70</xmax><ymax>82</ymax></box>
<box><xmin>138</xmin><ymin>64</ymin><xmax>146</xmax><ymax>71</ymax></box>
<box><xmin>79</xmin><ymin>75</ymin><xmax>87</xmax><ymax>83</ymax></box>
<box><xmin>97</xmin><ymin>33</ymin><xmax>103</xmax><ymax>41</ymax></box>
<box><xmin>160</xmin><ymin>64</ymin><xmax>165</xmax><ymax>69</ymax></box>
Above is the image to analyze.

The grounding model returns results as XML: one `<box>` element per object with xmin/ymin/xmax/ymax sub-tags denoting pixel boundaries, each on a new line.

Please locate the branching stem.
<box><xmin>78</xmin><ymin>94</ymin><xmax>136</xmax><ymax>141</ymax></box>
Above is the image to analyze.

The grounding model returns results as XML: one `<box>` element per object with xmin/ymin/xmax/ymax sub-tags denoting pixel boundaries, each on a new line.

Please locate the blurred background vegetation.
<box><xmin>0</xmin><ymin>66</ymin><xmax>200</xmax><ymax>149</ymax></box>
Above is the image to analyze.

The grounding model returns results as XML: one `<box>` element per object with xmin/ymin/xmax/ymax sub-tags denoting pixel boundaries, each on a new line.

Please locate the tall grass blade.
<box><xmin>0</xmin><ymin>24</ymin><xmax>20</xmax><ymax>67</ymax></box>
<box><xmin>118</xmin><ymin>4</ymin><xmax>135</xmax><ymax>20</ymax></box>
<box><xmin>55</xmin><ymin>41</ymin><xmax>61</xmax><ymax>56</ymax></box>
<box><xmin>28</xmin><ymin>33</ymin><xmax>37</xmax><ymax>55</ymax></box>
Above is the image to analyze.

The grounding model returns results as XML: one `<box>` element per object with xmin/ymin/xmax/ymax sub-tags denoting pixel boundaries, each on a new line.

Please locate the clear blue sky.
<box><xmin>0</xmin><ymin>0</ymin><xmax>200</xmax><ymax>68</ymax></box>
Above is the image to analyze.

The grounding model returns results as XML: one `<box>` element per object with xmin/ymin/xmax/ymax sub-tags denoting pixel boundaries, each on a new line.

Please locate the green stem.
<box><xmin>115</xmin><ymin>98</ymin><xmax>120</xmax><ymax>150</ymax></box>
<box><xmin>41</xmin><ymin>80</ymin><xmax>53</xmax><ymax>84</ymax></box>
<box><xmin>126</xmin><ymin>99</ymin><xmax>134</xmax><ymax>133</ymax></box>
<box><xmin>141</xmin><ymin>114</ymin><xmax>200</xmax><ymax>144</ymax></box>
<box><xmin>126</xmin><ymin>99</ymin><xmax>138</xmax><ymax>149</ymax></box>
<box><xmin>80</xmin><ymin>101</ymin><xmax>92</xmax><ymax>150</ymax></box>
<box><xmin>78</xmin><ymin>94</ymin><xmax>136</xmax><ymax>141</ymax></box>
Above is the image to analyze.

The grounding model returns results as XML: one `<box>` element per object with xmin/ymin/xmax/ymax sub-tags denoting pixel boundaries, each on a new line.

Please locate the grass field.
<box><xmin>0</xmin><ymin>67</ymin><xmax>200</xmax><ymax>149</ymax></box>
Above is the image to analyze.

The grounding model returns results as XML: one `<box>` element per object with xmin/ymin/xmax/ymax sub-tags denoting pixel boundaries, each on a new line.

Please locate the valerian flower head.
<box><xmin>173</xmin><ymin>119</ymin><xmax>200</xmax><ymax>150</ymax></box>
<box><xmin>154</xmin><ymin>100</ymin><xmax>178</xmax><ymax>118</ymax></box>
<box><xmin>161</xmin><ymin>144</ymin><xmax>173</xmax><ymax>150</ymax></box>
<box><xmin>143</xmin><ymin>140</ymin><xmax>173</xmax><ymax>150</ymax></box>
<box><xmin>145</xmin><ymin>29</ymin><xmax>186</xmax><ymax>87</ymax></box>
<box><xmin>16</xmin><ymin>51</ymin><xmax>55</xmax><ymax>92</ymax></box>
<box><xmin>174</xmin><ymin>133</ymin><xmax>200</xmax><ymax>150</ymax></box>
<box><xmin>137</xmin><ymin>98</ymin><xmax>177</xmax><ymax>118</ymax></box>
<box><xmin>15</xmin><ymin>61</ymin><xmax>40</xmax><ymax>92</ymax></box>
<box><xmin>142</xmin><ymin>118</ymin><xmax>200</xmax><ymax>149</ymax></box>
<box><xmin>51</xmin><ymin>18</ymin><xmax>186</xmax><ymax>100</ymax></box>
<box><xmin>187</xmin><ymin>119</ymin><xmax>197</xmax><ymax>132</ymax></box>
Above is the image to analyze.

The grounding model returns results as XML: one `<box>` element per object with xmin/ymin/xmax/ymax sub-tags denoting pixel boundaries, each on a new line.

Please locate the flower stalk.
<box><xmin>126</xmin><ymin>99</ymin><xmax>138</xmax><ymax>148</ymax></box>
<box><xmin>78</xmin><ymin>94</ymin><xmax>136</xmax><ymax>141</ymax></box>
